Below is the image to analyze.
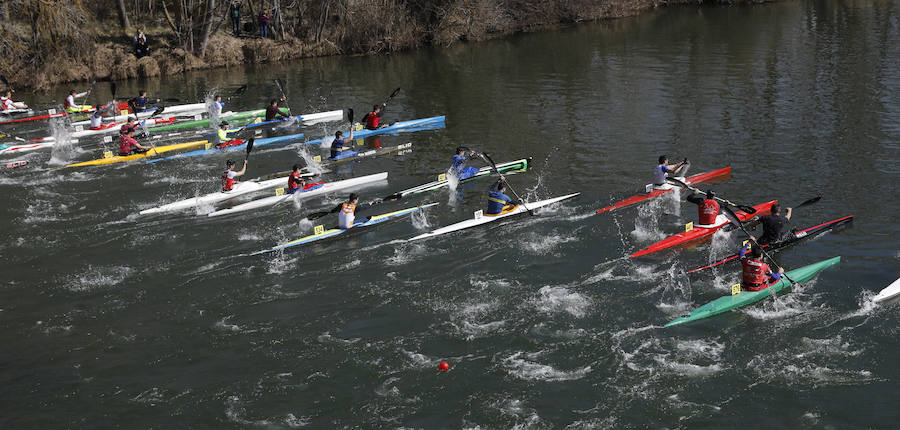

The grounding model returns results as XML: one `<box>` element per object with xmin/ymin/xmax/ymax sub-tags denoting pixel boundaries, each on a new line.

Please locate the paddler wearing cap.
<box><xmin>451</xmin><ymin>146</ymin><xmax>481</xmax><ymax>180</ymax></box>
<box><xmin>118</xmin><ymin>126</ymin><xmax>152</xmax><ymax>156</ymax></box>
<box><xmin>739</xmin><ymin>238</ymin><xmax>784</xmax><ymax>291</ymax></box>
<box><xmin>329</xmin><ymin>128</ymin><xmax>355</xmax><ymax>159</ymax></box>
<box><xmin>221</xmin><ymin>158</ymin><xmax>248</xmax><ymax>192</ymax></box>
<box><xmin>64</xmin><ymin>88</ymin><xmax>91</xmax><ymax>113</ymax></box>
<box><xmin>686</xmin><ymin>189</ymin><xmax>720</xmax><ymax>227</ymax></box>
<box><xmin>325</xmin><ymin>193</ymin><xmax>375</xmax><ymax>229</ymax></box>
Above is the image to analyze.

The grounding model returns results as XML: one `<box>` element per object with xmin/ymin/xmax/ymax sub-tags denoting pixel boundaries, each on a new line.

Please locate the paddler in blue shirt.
<box><xmin>487</xmin><ymin>181</ymin><xmax>519</xmax><ymax>215</ymax></box>
<box><xmin>130</xmin><ymin>90</ymin><xmax>160</xmax><ymax>112</ymax></box>
<box><xmin>329</xmin><ymin>129</ymin><xmax>354</xmax><ymax>159</ymax></box>
<box><xmin>451</xmin><ymin>146</ymin><xmax>481</xmax><ymax>180</ymax></box>
<box><xmin>653</xmin><ymin>155</ymin><xmax>689</xmax><ymax>189</ymax></box>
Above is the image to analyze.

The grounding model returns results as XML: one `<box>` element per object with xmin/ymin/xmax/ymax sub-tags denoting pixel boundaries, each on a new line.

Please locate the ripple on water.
<box><xmin>502</xmin><ymin>351</ymin><xmax>592</xmax><ymax>382</ymax></box>
<box><xmin>532</xmin><ymin>286</ymin><xmax>592</xmax><ymax>318</ymax></box>
<box><xmin>64</xmin><ymin>265</ymin><xmax>135</xmax><ymax>292</ymax></box>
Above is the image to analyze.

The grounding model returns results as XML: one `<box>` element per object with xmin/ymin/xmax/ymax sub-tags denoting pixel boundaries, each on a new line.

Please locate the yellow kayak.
<box><xmin>65</xmin><ymin>139</ymin><xmax>209</xmax><ymax>167</ymax></box>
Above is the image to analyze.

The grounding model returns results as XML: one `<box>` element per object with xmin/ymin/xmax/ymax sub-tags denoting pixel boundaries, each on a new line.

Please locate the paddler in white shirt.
<box><xmin>64</xmin><ymin>88</ymin><xmax>91</xmax><ymax>113</ymax></box>
<box><xmin>652</xmin><ymin>155</ymin><xmax>689</xmax><ymax>190</ymax></box>
<box><xmin>221</xmin><ymin>159</ymin><xmax>247</xmax><ymax>192</ymax></box>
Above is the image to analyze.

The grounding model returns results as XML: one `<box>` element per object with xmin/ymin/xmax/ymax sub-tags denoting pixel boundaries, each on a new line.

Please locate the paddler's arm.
<box><xmin>354</xmin><ymin>201</ymin><xmax>376</xmax><ymax>213</ymax></box>
<box><xmin>739</xmin><ymin>241</ymin><xmax>750</xmax><ymax>258</ymax></box>
<box><xmin>785</xmin><ymin>207</ymin><xmax>793</xmax><ymax>220</ymax></box>
<box><xmin>685</xmin><ymin>192</ymin><xmax>704</xmax><ymax>205</ymax></box>
<box><xmin>234</xmin><ymin>160</ymin><xmax>248</xmax><ymax>177</ymax></box>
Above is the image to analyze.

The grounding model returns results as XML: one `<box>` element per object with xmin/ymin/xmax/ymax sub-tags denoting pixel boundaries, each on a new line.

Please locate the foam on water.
<box><xmin>518</xmin><ymin>230</ymin><xmax>577</xmax><ymax>255</ymax></box>
<box><xmin>533</xmin><ymin>286</ymin><xmax>592</xmax><ymax>318</ymax></box>
<box><xmin>502</xmin><ymin>351</ymin><xmax>592</xmax><ymax>381</ymax></box>
<box><xmin>631</xmin><ymin>198</ymin><xmax>667</xmax><ymax>242</ymax></box>
<box><xmin>65</xmin><ymin>265</ymin><xmax>135</xmax><ymax>292</ymax></box>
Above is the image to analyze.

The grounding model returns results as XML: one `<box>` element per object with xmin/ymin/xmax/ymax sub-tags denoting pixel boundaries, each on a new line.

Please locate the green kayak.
<box><xmin>148</xmin><ymin>108</ymin><xmax>288</xmax><ymax>132</ymax></box>
<box><xmin>665</xmin><ymin>256</ymin><xmax>841</xmax><ymax>327</ymax></box>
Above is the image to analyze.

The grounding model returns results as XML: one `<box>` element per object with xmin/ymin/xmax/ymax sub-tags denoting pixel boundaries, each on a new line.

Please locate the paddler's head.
<box><xmin>348</xmin><ymin>193</ymin><xmax>359</xmax><ymax>204</ymax></box>
<box><xmin>706</xmin><ymin>190</ymin><xmax>716</xmax><ymax>200</ymax></box>
<box><xmin>226</xmin><ymin>159</ymin><xmax>235</xmax><ymax>170</ymax></box>
<box><xmin>455</xmin><ymin>146</ymin><xmax>465</xmax><ymax>155</ymax></box>
<box><xmin>495</xmin><ymin>180</ymin><xmax>506</xmax><ymax>192</ymax></box>
<box><xmin>750</xmin><ymin>242</ymin><xmax>762</xmax><ymax>259</ymax></box>
<box><xmin>334</xmin><ymin>130</ymin><xmax>343</xmax><ymax>139</ymax></box>
<box><xmin>770</xmin><ymin>203</ymin><xmax>781</xmax><ymax>215</ymax></box>
<box><xmin>125</xmin><ymin>127</ymin><xmax>135</xmax><ymax>136</ymax></box>
<box><xmin>139</xmin><ymin>90</ymin><xmax>147</xmax><ymax>97</ymax></box>
<box><xmin>659</xmin><ymin>155</ymin><xmax>667</xmax><ymax>165</ymax></box>
<box><xmin>220</xmin><ymin>121</ymin><xmax>229</xmax><ymax>129</ymax></box>
<box><xmin>214</xmin><ymin>95</ymin><xmax>221</xmax><ymax>102</ymax></box>
<box><xmin>373</xmin><ymin>104</ymin><xmax>381</xmax><ymax>113</ymax></box>
<box><xmin>270</xmin><ymin>99</ymin><xmax>279</xmax><ymax>107</ymax></box>
<box><xmin>69</xmin><ymin>89</ymin><xmax>77</xmax><ymax>95</ymax></box>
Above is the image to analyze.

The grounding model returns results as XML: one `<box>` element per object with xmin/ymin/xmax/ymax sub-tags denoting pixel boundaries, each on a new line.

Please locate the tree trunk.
<box><xmin>198</xmin><ymin>0</ymin><xmax>219</xmax><ymax>57</ymax></box>
<box><xmin>316</xmin><ymin>0</ymin><xmax>330</xmax><ymax>42</ymax></box>
<box><xmin>117</xmin><ymin>0</ymin><xmax>131</xmax><ymax>30</ymax></box>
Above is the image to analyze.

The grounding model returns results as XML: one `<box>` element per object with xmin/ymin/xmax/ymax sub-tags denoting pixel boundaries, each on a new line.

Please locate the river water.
<box><xmin>2</xmin><ymin>1</ymin><xmax>899</xmax><ymax>428</ymax></box>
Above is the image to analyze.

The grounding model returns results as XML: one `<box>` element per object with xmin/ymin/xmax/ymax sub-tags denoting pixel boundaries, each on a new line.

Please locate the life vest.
<box><xmin>64</xmin><ymin>95</ymin><xmax>77</xmax><ymax>109</ymax></box>
<box><xmin>698</xmin><ymin>199</ymin><xmax>720</xmax><ymax>225</ymax></box>
<box><xmin>365</xmin><ymin>112</ymin><xmax>380</xmax><ymax>129</ymax></box>
<box><xmin>487</xmin><ymin>190</ymin><xmax>512</xmax><ymax>215</ymax></box>
<box><xmin>119</xmin><ymin>134</ymin><xmax>138</xmax><ymax>154</ymax></box>
<box><xmin>338</xmin><ymin>203</ymin><xmax>356</xmax><ymax>228</ymax></box>
<box><xmin>287</xmin><ymin>172</ymin><xmax>304</xmax><ymax>191</ymax></box>
<box><xmin>0</xmin><ymin>97</ymin><xmax>10</xmax><ymax>111</ymax></box>
<box><xmin>741</xmin><ymin>257</ymin><xmax>771</xmax><ymax>290</ymax></box>
<box><xmin>222</xmin><ymin>170</ymin><xmax>236</xmax><ymax>191</ymax></box>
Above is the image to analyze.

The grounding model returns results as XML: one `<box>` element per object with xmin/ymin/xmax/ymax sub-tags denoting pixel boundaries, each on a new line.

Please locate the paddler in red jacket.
<box><xmin>118</xmin><ymin>127</ymin><xmax>152</xmax><ymax>156</ymax></box>
<box><xmin>739</xmin><ymin>239</ymin><xmax>784</xmax><ymax>291</ymax></box>
<box><xmin>361</xmin><ymin>104</ymin><xmax>385</xmax><ymax>130</ymax></box>
<box><xmin>686</xmin><ymin>190</ymin><xmax>720</xmax><ymax>226</ymax></box>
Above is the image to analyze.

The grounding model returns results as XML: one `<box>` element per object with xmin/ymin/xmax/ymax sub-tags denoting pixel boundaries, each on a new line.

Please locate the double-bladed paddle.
<box><xmin>666</xmin><ymin>176</ymin><xmax>757</xmax><ymax>214</ymax></box>
<box><xmin>482</xmin><ymin>152</ymin><xmax>533</xmax><ymax>216</ymax></box>
<box><xmin>274</xmin><ymin>78</ymin><xmax>292</xmax><ymax>116</ymax></box>
<box><xmin>382</xmin><ymin>87</ymin><xmax>401</xmax><ymax>106</ymax></box>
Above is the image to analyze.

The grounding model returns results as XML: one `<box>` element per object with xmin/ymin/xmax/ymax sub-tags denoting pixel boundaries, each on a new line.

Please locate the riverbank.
<box><xmin>3</xmin><ymin>0</ymin><xmax>771</xmax><ymax>90</ymax></box>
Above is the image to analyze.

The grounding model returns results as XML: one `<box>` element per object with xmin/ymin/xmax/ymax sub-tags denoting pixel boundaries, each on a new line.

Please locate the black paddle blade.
<box><xmin>737</xmin><ymin>205</ymin><xmax>757</xmax><ymax>214</ymax></box>
<box><xmin>246</xmin><ymin>138</ymin><xmax>255</xmax><ymax>155</ymax></box>
<box><xmin>234</xmin><ymin>85</ymin><xmax>248</xmax><ymax>96</ymax></box>
<box><xmin>347</xmin><ymin>108</ymin><xmax>354</xmax><ymax>124</ymax></box>
<box><xmin>306</xmin><ymin>211</ymin><xmax>329</xmax><ymax>221</ymax></box>
<box><xmin>0</xmin><ymin>75</ymin><xmax>9</xmax><ymax>88</ymax></box>
<box><xmin>153</xmin><ymin>106</ymin><xmax>165</xmax><ymax>117</ymax></box>
<box><xmin>721</xmin><ymin>206</ymin><xmax>747</xmax><ymax>234</ymax></box>
<box><xmin>388</xmin><ymin>87</ymin><xmax>401</xmax><ymax>99</ymax></box>
<box><xmin>128</xmin><ymin>100</ymin><xmax>139</xmax><ymax>114</ymax></box>
<box><xmin>795</xmin><ymin>196</ymin><xmax>821</xmax><ymax>208</ymax></box>
<box><xmin>110</xmin><ymin>82</ymin><xmax>117</xmax><ymax>99</ymax></box>
<box><xmin>163</xmin><ymin>98</ymin><xmax>180</xmax><ymax>103</ymax></box>
<box><xmin>665</xmin><ymin>177</ymin><xmax>689</xmax><ymax>189</ymax></box>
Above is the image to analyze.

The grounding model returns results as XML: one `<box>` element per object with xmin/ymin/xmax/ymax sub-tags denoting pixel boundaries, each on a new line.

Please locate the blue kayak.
<box><xmin>146</xmin><ymin>115</ymin><xmax>445</xmax><ymax>164</ymax></box>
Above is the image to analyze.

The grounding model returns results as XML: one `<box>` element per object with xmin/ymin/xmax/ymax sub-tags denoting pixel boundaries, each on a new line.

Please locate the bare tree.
<box><xmin>116</xmin><ymin>0</ymin><xmax>130</xmax><ymax>30</ymax></box>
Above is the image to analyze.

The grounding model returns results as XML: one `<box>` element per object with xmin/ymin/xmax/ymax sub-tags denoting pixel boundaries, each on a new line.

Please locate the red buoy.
<box><xmin>438</xmin><ymin>361</ymin><xmax>449</xmax><ymax>371</ymax></box>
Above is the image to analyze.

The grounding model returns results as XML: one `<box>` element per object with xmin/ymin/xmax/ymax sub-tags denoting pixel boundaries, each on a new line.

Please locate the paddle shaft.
<box><xmin>666</xmin><ymin>177</ymin><xmax>756</xmax><ymax>214</ymax></box>
<box><xmin>723</xmin><ymin>206</ymin><xmax>796</xmax><ymax>284</ymax></box>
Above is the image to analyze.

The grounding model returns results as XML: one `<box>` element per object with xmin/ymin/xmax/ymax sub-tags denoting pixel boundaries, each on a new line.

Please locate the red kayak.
<box><xmin>0</xmin><ymin>102</ymin><xmax>131</xmax><ymax>126</ymax></box>
<box><xmin>629</xmin><ymin>200</ymin><xmax>777</xmax><ymax>259</ymax></box>
<box><xmin>596</xmin><ymin>167</ymin><xmax>731</xmax><ymax>214</ymax></box>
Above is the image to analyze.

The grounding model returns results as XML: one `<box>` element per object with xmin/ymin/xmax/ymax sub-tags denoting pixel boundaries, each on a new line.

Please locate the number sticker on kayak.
<box><xmin>74</xmin><ymin>125</ymin><xmax>83</xmax><ymax>132</ymax></box>
<box><xmin>314</xmin><ymin>225</ymin><xmax>324</xmax><ymax>235</ymax></box>
<box><xmin>205</xmin><ymin>142</ymin><xmax>213</xmax><ymax>150</ymax></box>
<box><xmin>194</xmin><ymin>114</ymin><xmax>202</xmax><ymax>121</ymax></box>
<box><xmin>474</xmin><ymin>210</ymin><xmax>483</xmax><ymax>220</ymax></box>
<box><xmin>685</xmin><ymin>222</ymin><xmax>693</xmax><ymax>232</ymax></box>
<box><xmin>48</xmin><ymin>109</ymin><xmax>56</xmax><ymax>114</ymax></box>
<box><xmin>275</xmin><ymin>188</ymin><xmax>285</xmax><ymax>196</ymax></box>
<box><xmin>731</xmin><ymin>283</ymin><xmax>741</xmax><ymax>296</ymax></box>
<box><xmin>121</xmin><ymin>110</ymin><xmax>128</xmax><ymax>116</ymax></box>
<box><xmin>312</xmin><ymin>155</ymin><xmax>321</xmax><ymax>163</ymax></box>
<box><xmin>438</xmin><ymin>173</ymin><xmax>447</xmax><ymax>182</ymax></box>
<box><xmin>103</xmin><ymin>150</ymin><xmax>113</xmax><ymax>158</ymax></box>
<box><xmin>103</xmin><ymin>136</ymin><xmax>112</xmax><ymax>143</ymax></box>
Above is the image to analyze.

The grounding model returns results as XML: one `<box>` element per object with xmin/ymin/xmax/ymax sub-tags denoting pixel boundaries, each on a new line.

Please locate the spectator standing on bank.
<box><xmin>134</xmin><ymin>29</ymin><xmax>149</xmax><ymax>58</ymax></box>
<box><xmin>258</xmin><ymin>10</ymin><xmax>270</xmax><ymax>38</ymax></box>
<box><xmin>230</xmin><ymin>1</ymin><xmax>242</xmax><ymax>36</ymax></box>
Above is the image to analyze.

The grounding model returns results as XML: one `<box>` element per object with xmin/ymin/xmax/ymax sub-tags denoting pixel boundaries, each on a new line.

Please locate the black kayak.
<box><xmin>686</xmin><ymin>215</ymin><xmax>854</xmax><ymax>275</ymax></box>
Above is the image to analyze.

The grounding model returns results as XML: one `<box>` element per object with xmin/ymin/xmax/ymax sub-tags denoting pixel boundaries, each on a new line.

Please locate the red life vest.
<box><xmin>0</xmin><ymin>97</ymin><xmax>9</xmax><ymax>111</ymax></box>
<box><xmin>365</xmin><ymin>112</ymin><xmax>380</xmax><ymax>129</ymax></box>
<box><xmin>741</xmin><ymin>257</ymin><xmax>771</xmax><ymax>291</ymax></box>
<box><xmin>222</xmin><ymin>170</ymin><xmax>236</xmax><ymax>191</ymax></box>
<box><xmin>119</xmin><ymin>135</ymin><xmax>138</xmax><ymax>154</ymax></box>
<box><xmin>698</xmin><ymin>199</ymin><xmax>720</xmax><ymax>225</ymax></box>
<box><xmin>287</xmin><ymin>172</ymin><xmax>304</xmax><ymax>191</ymax></box>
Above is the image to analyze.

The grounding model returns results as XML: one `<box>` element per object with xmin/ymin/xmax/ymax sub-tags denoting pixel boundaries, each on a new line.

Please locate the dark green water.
<box><xmin>2</xmin><ymin>1</ymin><xmax>899</xmax><ymax>427</ymax></box>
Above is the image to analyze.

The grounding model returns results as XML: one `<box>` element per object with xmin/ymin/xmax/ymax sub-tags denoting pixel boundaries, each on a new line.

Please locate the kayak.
<box><xmin>146</xmin><ymin>107</ymin><xmax>288</xmax><ymax>132</ymax></box>
<box><xmin>64</xmin><ymin>139</ymin><xmax>208</xmax><ymax>168</ymax></box>
<box><xmin>144</xmin><ymin>132</ymin><xmax>306</xmax><ymax>164</ymax></box>
<box><xmin>146</xmin><ymin>115</ymin><xmax>445</xmax><ymax>164</ymax></box>
<box><xmin>257</xmin><ymin>142</ymin><xmax>415</xmax><ymax>180</ymax></box>
<box><xmin>596</xmin><ymin>167</ymin><xmax>732</xmax><ymax>214</ymax></box>
<box><xmin>382</xmin><ymin>158</ymin><xmax>531</xmax><ymax>202</ymax></box>
<box><xmin>0</xmin><ymin>102</ymin><xmax>130</xmax><ymax>125</ymax></box>
<box><xmin>665</xmin><ymin>256</ymin><xmax>842</xmax><ymax>327</ymax></box>
<box><xmin>629</xmin><ymin>200</ymin><xmax>777</xmax><ymax>259</ymax></box>
<box><xmin>24</xmin><ymin>117</ymin><xmax>176</xmax><ymax>143</ymax></box>
<box><xmin>687</xmin><ymin>215</ymin><xmax>854</xmax><ymax>274</ymax></box>
<box><xmin>138</xmin><ymin>171</ymin><xmax>323</xmax><ymax>215</ymax></box>
<box><xmin>0</xmin><ymin>108</ymin><xmax>31</xmax><ymax>116</ymax></box>
<box><xmin>408</xmin><ymin>193</ymin><xmax>580</xmax><ymax>241</ymax></box>
<box><xmin>314</xmin><ymin>116</ymin><xmax>446</xmax><ymax>149</ymax></box>
<box><xmin>251</xmin><ymin>202</ymin><xmax>438</xmax><ymax>255</ymax></box>
<box><xmin>69</xmin><ymin>103</ymin><xmax>208</xmax><ymax>126</ymax></box>
<box><xmin>874</xmin><ymin>277</ymin><xmax>900</xmax><ymax>303</ymax></box>
<box><xmin>207</xmin><ymin>172</ymin><xmax>389</xmax><ymax>218</ymax></box>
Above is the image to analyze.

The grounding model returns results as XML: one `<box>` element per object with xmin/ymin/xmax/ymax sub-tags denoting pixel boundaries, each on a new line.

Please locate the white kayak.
<box><xmin>32</xmin><ymin>117</ymin><xmax>178</xmax><ymax>143</ymax></box>
<box><xmin>208</xmin><ymin>172</ymin><xmax>389</xmax><ymax>218</ymax></box>
<box><xmin>139</xmin><ymin>171</ymin><xmax>321</xmax><ymax>215</ymax></box>
<box><xmin>408</xmin><ymin>193</ymin><xmax>580</xmax><ymax>241</ymax></box>
<box><xmin>874</xmin><ymin>277</ymin><xmax>900</xmax><ymax>303</ymax></box>
<box><xmin>68</xmin><ymin>103</ymin><xmax>208</xmax><ymax>126</ymax></box>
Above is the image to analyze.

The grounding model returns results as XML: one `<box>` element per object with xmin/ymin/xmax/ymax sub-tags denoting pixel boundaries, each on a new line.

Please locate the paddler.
<box><xmin>686</xmin><ymin>190</ymin><xmax>720</xmax><ymax>227</ymax></box>
<box><xmin>330</xmin><ymin>129</ymin><xmax>354</xmax><ymax>159</ymax></box>
<box><xmin>130</xmin><ymin>90</ymin><xmax>160</xmax><ymax>112</ymax></box>
<box><xmin>210</xmin><ymin>95</ymin><xmax>225</xmax><ymax>117</ymax></box>
<box><xmin>221</xmin><ymin>159</ymin><xmax>247</xmax><ymax>192</ymax></box>
<box><xmin>747</xmin><ymin>203</ymin><xmax>793</xmax><ymax>245</ymax></box>
<box><xmin>362</xmin><ymin>104</ymin><xmax>386</xmax><ymax>130</ymax></box>
<box><xmin>1</xmin><ymin>91</ymin><xmax>27</xmax><ymax>110</ymax></box>
<box><xmin>739</xmin><ymin>239</ymin><xmax>784</xmax><ymax>291</ymax></box>
<box><xmin>653</xmin><ymin>155</ymin><xmax>689</xmax><ymax>189</ymax></box>
<box><xmin>287</xmin><ymin>164</ymin><xmax>307</xmax><ymax>194</ymax></box>
<box><xmin>265</xmin><ymin>98</ymin><xmax>289</xmax><ymax>121</ymax></box>
<box><xmin>451</xmin><ymin>146</ymin><xmax>481</xmax><ymax>180</ymax></box>
<box><xmin>64</xmin><ymin>88</ymin><xmax>91</xmax><ymax>113</ymax></box>
<box><xmin>487</xmin><ymin>181</ymin><xmax>519</xmax><ymax>215</ymax></box>
<box><xmin>89</xmin><ymin>103</ymin><xmax>114</xmax><ymax>130</ymax></box>
<box><xmin>118</xmin><ymin>126</ymin><xmax>152</xmax><ymax>156</ymax></box>
<box><xmin>326</xmin><ymin>193</ymin><xmax>375</xmax><ymax>229</ymax></box>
